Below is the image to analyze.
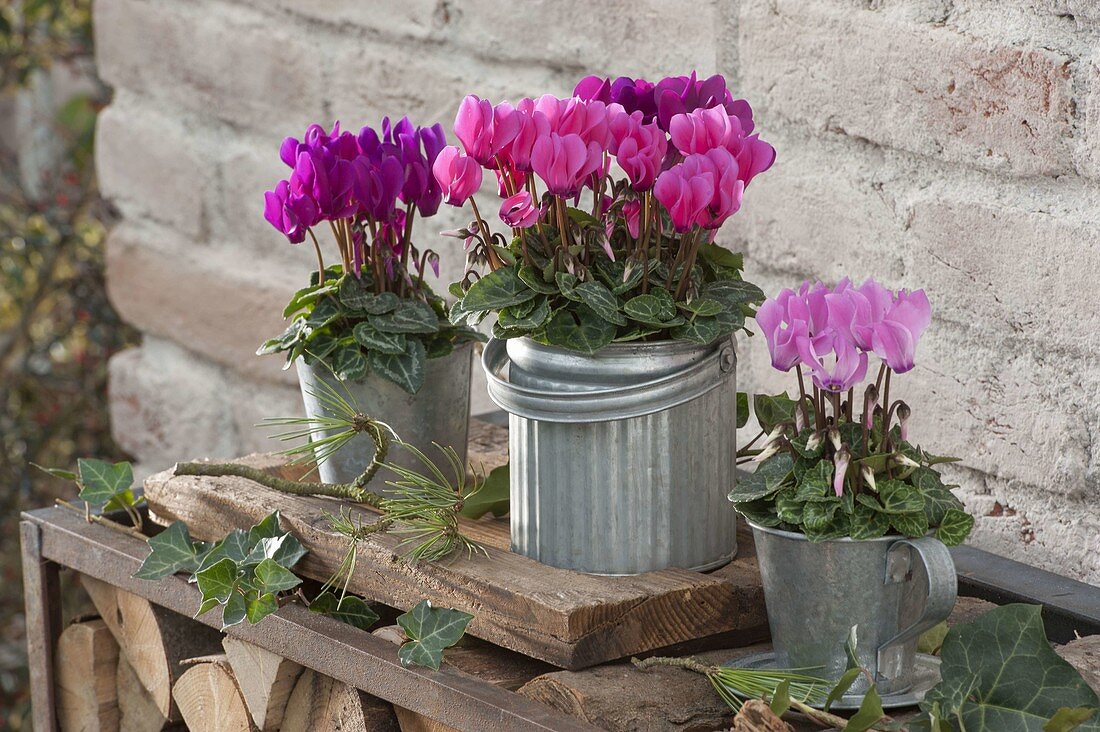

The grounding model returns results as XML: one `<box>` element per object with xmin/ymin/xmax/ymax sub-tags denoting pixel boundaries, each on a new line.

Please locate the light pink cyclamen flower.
<box><xmin>609</xmin><ymin>110</ymin><xmax>668</xmax><ymax>191</ymax></box>
<box><xmin>454</xmin><ymin>95</ymin><xmax>521</xmax><ymax>165</ymax></box>
<box><xmin>796</xmin><ymin>332</ymin><xmax>869</xmax><ymax>394</ymax></box>
<box><xmin>432</xmin><ymin>145</ymin><xmax>482</xmax><ymax>206</ymax></box>
<box><xmin>828</xmin><ymin>278</ymin><xmax>931</xmax><ymax>374</ymax></box>
<box><xmin>654</xmin><ymin>148</ymin><xmax>743</xmax><ymax>231</ymax></box>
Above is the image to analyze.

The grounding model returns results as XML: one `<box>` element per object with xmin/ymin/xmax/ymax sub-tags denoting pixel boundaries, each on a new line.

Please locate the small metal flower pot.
<box><xmin>295</xmin><ymin>343</ymin><xmax>473</xmax><ymax>492</ymax></box>
<box><xmin>483</xmin><ymin>336</ymin><xmax>739</xmax><ymax>575</ymax></box>
<box><xmin>750</xmin><ymin>522</ymin><xmax>957</xmax><ymax>696</ymax></box>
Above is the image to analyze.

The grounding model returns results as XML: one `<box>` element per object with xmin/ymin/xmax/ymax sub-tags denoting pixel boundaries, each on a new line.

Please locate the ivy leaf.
<box><xmin>253</xmin><ymin>558</ymin><xmax>302</xmax><ymax>594</ymax></box>
<box><xmin>462</xmin><ymin>266</ymin><xmax>537</xmax><ymax>311</ymax></box>
<box><xmin>369</xmin><ymin>338</ymin><xmax>426</xmax><ymax>394</ymax></box>
<box><xmin>770</xmin><ymin>679</ymin><xmax>792</xmax><ymax>716</ymax></box>
<box><xmin>134</xmin><ymin>522</ymin><xmax>207</xmax><ymax>580</ymax></box>
<box><xmin>936</xmin><ymin>508</ymin><xmax>975</xmax><ymax>547</ymax></box>
<box><xmin>370</xmin><ymin>300</ymin><xmax>440</xmax><ymax>334</ymax></box>
<box><xmin>543</xmin><ymin>306</ymin><xmax>616</xmax><ymax>355</ymax></box>
<box><xmin>222</xmin><ymin>590</ymin><xmax>248</xmax><ymax>630</ymax></box>
<box><xmin>310</xmin><ymin>592</ymin><xmax>380</xmax><ymax>631</ymax></box>
<box><xmin>825</xmin><ymin>668</ymin><xmax>862</xmax><ymax>712</ymax></box>
<box><xmin>728</xmin><ymin>453</ymin><xmax>794</xmax><ymax>502</ymax></box>
<box><xmin>1045</xmin><ymin>708</ymin><xmax>1098</xmax><ymax>732</ymax></box>
<box><xmin>919</xmin><ymin>621</ymin><xmax>950</xmax><ymax>655</ymax></box>
<box><xmin>573</xmin><ymin>281</ymin><xmax>628</xmax><ymax>326</ymax></box>
<box><xmin>76</xmin><ymin>458</ymin><xmax>133</xmax><ymax>510</ymax></box>
<box><xmin>30</xmin><ymin>463</ymin><xmax>78</xmax><ymax>481</ymax></box>
<box><xmin>246</xmin><ymin>592</ymin><xmax>280</xmax><ymax>625</ymax></box>
<box><xmin>247</xmin><ymin>511</ymin><xmax>283</xmax><ymax>544</ymax></box>
<box><xmin>197</xmin><ymin>529</ymin><xmax>251</xmax><ymax>571</ymax></box>
<box><xmin>922</xmin><ymin>604</ymin><xmax>1100</xmax><ymax>731</ymax></box>
<box><xmin>879</xmin><ymin>480</ymin><xmax>926</xmax><ymax>514</ymax></box>
<box><xmin>460</xmin><ymin>464</ymin><xmax>509</xmax><ymax>519</ymax></box>
<box><xmin>195</xmin><ymin>558</ymin><xmax>239</xmax><ymax>604</ymax></box>
<box><xmin>845</xmin><ymin>684</ymin><xmax>886</xmax><ymax>732</ymax></box>
<box><xmin>396</xmin><ymin>600</ymin><xmax>474</xmax><ymax>671</ymax></box>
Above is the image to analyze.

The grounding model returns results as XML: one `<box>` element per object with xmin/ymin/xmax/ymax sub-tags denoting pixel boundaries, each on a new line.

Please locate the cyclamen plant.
<box><xmin>729</xmin><ymin>278</ymin><xmax>975</xmax><ymax>546</ymax></box>
<box><xmin>258</xmin><ymin>120</ymin><xmax>482</xmax><ymax>393</ymax></box>
<box><xmin>436</xmin><ymin>72</ymin><xmax>775</xmax><ymax>353</ymax></box>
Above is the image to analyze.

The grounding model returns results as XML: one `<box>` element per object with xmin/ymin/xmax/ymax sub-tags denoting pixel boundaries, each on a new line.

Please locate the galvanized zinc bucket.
<box><xmin>750</xmin><ymin>523</ymin><xmax>956</xmax><ymax>696</ymax></box>
<box><xmin>296</xmin><ymin>342</ymin><xmax>473</xmax><ymax>492</ymax></box>
<box><xmin>483</xmin><ymin>336</ymin><xmax>739</xmax><ymax>575</ymax></box>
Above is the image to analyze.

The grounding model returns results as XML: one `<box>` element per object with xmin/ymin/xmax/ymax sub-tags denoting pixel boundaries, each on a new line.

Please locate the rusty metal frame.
<box><xmin>20</xmin><ymin>506</ymin><xmax>596</xmax><ymax>732</ymax></box>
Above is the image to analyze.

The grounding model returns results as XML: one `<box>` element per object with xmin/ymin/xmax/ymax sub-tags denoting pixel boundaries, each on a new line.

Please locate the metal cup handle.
<box><xmin>876</xmin><ymin>537</ymin><xmax>957</xmax><ymax>680</ymax></box>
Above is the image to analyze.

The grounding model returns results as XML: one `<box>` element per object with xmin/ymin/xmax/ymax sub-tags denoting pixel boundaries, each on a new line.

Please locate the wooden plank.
<box><xmin>23</xmin><ymin>506</ymin><xmax>596</xmax><ymax>732</ymax></box>
<box><xmin>21</xmin><ymin>519</ymin><xmax>62</xmax><ymax>732</ymax></box>
<box><xmin>140</xmin><ymin>421</ymin><xmax>766</xmax><ymax>670</ymax></box>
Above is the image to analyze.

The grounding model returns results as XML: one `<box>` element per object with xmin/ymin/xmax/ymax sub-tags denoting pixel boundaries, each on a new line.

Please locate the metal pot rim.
<box><xmin>507</xmin><ymin>336</ymin><xmax>722</xmax><ymax>359</ymax></box>
<box><xmin>747</xmin><ymin>520</ymin><xmax>911</xmax><ymax>544</ymax></box>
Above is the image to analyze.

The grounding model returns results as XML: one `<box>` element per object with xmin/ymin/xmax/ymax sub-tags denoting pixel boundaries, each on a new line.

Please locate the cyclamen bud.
<box><xmin>828</xmin><ymin>427</ymin><xmax>841</xmax><ymax>452</ymax></box>
<box><xmin>761</xmin><ymin>424</ymin><xmax>786</xmax><ymax>450</ymax></box>
<box><xmin>805</xmin><ymin>431</ymin><xmax>822</xmax><ymax>453</ymax></box>
<box><xmin>861</xmin><ymin>464</ymin><xmax>877</xmax><ymax>493</ymax></box>
<box><xmin>896</xmin><ymin>402</ymin><xmax>912</xmax><ymax>442</ymax></box>
<box><xmin>754</xmin><ymin>442</ymin><xmax>782</xmax><ymax>463</ymax></box>
<box><xmin>833</xmin><ymin>447</ymin><xmax>851</xmax><ymax>497</ymax></box>
<box><xmin>795</xmin><ymin>407</ymin><xmax>806</xmax><ymax>433</ymax></box>
<box><xmin>863</xmin><ymin>384</ymin><xmax>879</xmax><ymax>428</ymax></box>
<box><xmin>893</xmin><ymin>453</ymin><xmax>920</xmax><ymax>469</ymax></box>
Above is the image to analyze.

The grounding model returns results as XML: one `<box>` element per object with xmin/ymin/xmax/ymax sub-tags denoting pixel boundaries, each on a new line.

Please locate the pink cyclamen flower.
<box><xmin>871</xmin><ymin>289</ymin><xmax>931</xmax><ymax>373</ymax></box>
<box><xmin>530</xmin><ymin>132</ymin><xmax>603</xmax><ymax>196</ymax></box>
<box><xmin>669</xmin><ymin>106</ymin><xmax>742</xmax><ymax>156</ymax></box>
<box><xmin>796</xmin><ymin>333</ymin><xmax>869</xmax><ymax>393</ymax></box>
<box><xmin>609</xmin><ymin>110</ymin><xmax>668</xmax><ymax>191</ymax></box>
<box><xmin>622</xmin><ymin>199</ymin><xmax>642</xmax><ymax>239</ymax></box>
<box><xmin>454</xmin><ymin>95</ymin><xmax>520</xmax><ymax>165</ymax></box>
<box><xmin>755</xmin><ymin>292</ymin><xmax>810</xmax><ymax>371</ymax></box>
<box><xmin>655</xmin><ymin>148</ymin><xmax>743</xmax><ymax>231</ymax></box>
<box><xmin>499</xmin><ymin>191</ymin><xmax>540</xmax><ymax>228</ymax></box>
<box><xmin>653</xmin><ymin>162</ymin><xmax>714</xmax><ymax>232</ymax></box>
<box><xmin>432</xmin><ymin>145</ymin><xmax>482</xmax><ymax>206</ymax></box>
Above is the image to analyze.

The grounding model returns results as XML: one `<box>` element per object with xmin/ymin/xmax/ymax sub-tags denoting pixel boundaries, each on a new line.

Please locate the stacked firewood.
<box><xmin>57</xmin><ymin>575</ymin><xmax>442</xmax><ymax>732</ymax></box>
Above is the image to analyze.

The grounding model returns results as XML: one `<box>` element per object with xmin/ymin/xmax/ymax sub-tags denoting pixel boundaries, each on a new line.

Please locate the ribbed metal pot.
<box><xmin>482</xmin><ymin>336</ymin><xmax>739</xmax><ymax>575</ymax></box>
<box><xmin>295</xmin><ymin>342</ymin><xmax>472</xmax><ymax>492</ymax></box>
<box><xmin>750</xmin><ymin>523</ymin><xmax>956</xmax><ymax>696</ymax></box>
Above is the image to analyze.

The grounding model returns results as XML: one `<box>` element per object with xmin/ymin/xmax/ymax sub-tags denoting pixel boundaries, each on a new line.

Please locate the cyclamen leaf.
<box><xmin>462</xmin><ymin>266</ymin><xmax>537</xmax><ymax>311</ymax></box>
<box><xmin>353</xmin><ymin>322</ymin><xmax>407</xmax><ymax>355</ymax></box>
<box><xmin>679</xmin><ymin>297</ymin><xmax>725</xmax><ymax>317</ymax></box>
<box><xmin>879</xmin><ymin>480</ymin><xmax>926</xmax><ymax>514</ymax></box>
<box><xmin>850</xmin><ymin>503</ymin><xmax>891</xmax><ymax>541</ymax></box>
<box><xmin>736</xmin><ymin>392</ymin><xmax>749</xmax><ymax>429</ymax></box>
<box><xmin>803</xmin><ymin>500</ymin><xmax>840</xmax><ymax>531</ymax></box>
<box><xmin>728</xmin><ymin>453</ymin><xmax>794</xmax><ymax>502</ymax></box>
<box><xmin>891</xmin><ymin>511</ymin><xmax>930</xmax><ymax>538</ymax></box>
<box><xmin>77</xmin><ymin>458</ymin><xmax>133</xmax><ymax>510</ymax></box>
<box><xmin>936</xmin><ymin>508</ymin><xmax>975</xmax><ymax>547</ymax></box>
<box><xmin>497</xmin><ymin>298</ymin><xmax>551</xmax><ymax>331</ymax></box>
<box><xmin>671</xmin><ymin>316</ymin><xmax>723</xmax><ymax>345</ymax></box>
<box><xmin>517</xmin><ymin>265</ymin><xmax>558</xmax><ymax>294</ymax></box>
<box><xmin>332</xmin><ymin>344</ymin><xmax>369</xmax><ymax>382</ymax></box>
<box><xmin>370</xmin><ymin>338</ymin><xmax>426</xmax><ymax>394</ymax></box>
<box><xmin>554</xmin><ymin>271</ymin><xmax>582</xmax><ymax>301</ymax></box>
<box><xmin>624</xmin><ymin>292</ymin><xmax>679</xmax><ymax>327</ymax></box>
<box><xmin>922</xmin><ymin>604</ymin><xmax>1100</xmax><ymax>731</ymax></box>
<box><xmin>700</xmin><ymin>278</ymin><xmax>765</xmax><ymax>307</ymax></box>
<box><xmin>698</xmin><ymin>243</ymin><xmax>744</xmax><ymax>271</ymax></box>
<box><xmin>573</xmin><ymin>281</ymin><xmax>628</xmax><ymax>326</ymax></box>
<box><xmin>775</xmin><ymin>491</ymin><xmax>805</xmax><ymax>524</ymax></box>
<box><xmin>396</xmin><ymin>600</ymin><xmax>474</xmax><ymax>671</ymax></box>
<box><xmin>133</xmin><ymin>522</ymin><xmax>205</xmax><ymax>580</ymax></box>
<box><xmin>543</xmin><ymin>306</ymin><xmax>616</xmax><ymax>355</ymax></box>
<box><xmin>310</xmin><ymin>592</ymin><xmax>380</xmax><ymax>631</ymax></box>
<box><xmin>753</xmin><ymin>393</ymin><xmax>798</xmax><ymax>434</ymax></box>
<box><xmin>369</xmin><ymin>300</ymin><xmax>440</xmax><ymax>334</ymax></box>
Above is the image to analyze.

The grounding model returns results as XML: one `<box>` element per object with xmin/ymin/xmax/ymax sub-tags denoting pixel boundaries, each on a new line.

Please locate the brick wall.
<box><xmin>96</xmin><ymin>0</ymin><xmax>1100</xmax><ymax>582</ymax></box>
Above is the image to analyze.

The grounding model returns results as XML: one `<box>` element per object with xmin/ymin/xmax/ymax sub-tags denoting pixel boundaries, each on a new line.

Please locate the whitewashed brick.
<box><xmin>96</xmin><ymin>99</ymin><xmax>208</xmax><ymax>238</ymax></box>
<box><xmin>105</xmin><ymin>221</ymin><xmax>300</xmax><ymax>385</ymax></box>
<box><xmin>739</xmin><ymin>0</ymin><xmax>1076</xmax><ymax>176</ymax></box>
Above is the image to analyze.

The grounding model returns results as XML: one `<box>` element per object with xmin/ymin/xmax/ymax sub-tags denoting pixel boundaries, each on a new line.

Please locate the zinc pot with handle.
<box><xmin>483</xmin><ymin>336</ymin><xmax>740</xmax><ymax>575</ymax></box>
<box><xmin>749</xmin><ymin>522</ymin><xmax>957</xmax><ymax>697</ymax></box>
<box><xmin>295</xmin><ymin>342</ymin><xmax>473</xmax><ymax>492</ymax></box>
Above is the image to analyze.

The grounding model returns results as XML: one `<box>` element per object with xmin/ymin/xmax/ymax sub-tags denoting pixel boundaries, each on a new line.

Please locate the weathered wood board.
<box><xmin>143</xmin><ymin>419</ymin><xmax>767</xmax><ymax>670</ymax></box>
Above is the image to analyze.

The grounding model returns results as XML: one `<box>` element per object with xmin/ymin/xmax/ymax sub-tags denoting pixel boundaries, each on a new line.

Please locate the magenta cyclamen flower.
<box><xmin>263</xmin><ymin>179</ymin><xmax>318</xmax><ymax>244</ymax></box>
<box><xmin>432</xmin><ymin>145</ymin><xmax>482</xmax><ymax>206</ymax></box>
<box><xmin>499</xmin><ymin>191</ymin><xmax>540</xmax><ymax>229</ymax></box>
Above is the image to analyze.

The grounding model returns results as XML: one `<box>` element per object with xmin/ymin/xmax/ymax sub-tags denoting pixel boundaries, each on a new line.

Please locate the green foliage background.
<box><xmin>0</xmin><ymin>1</ymin><xmax>135</xmax><ymax>726</ymax></box>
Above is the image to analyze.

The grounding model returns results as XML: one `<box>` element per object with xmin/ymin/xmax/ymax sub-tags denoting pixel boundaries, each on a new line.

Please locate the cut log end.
<box><xmin>56</xmin><ymin>619</ymin><xmax>120</xmax><ymax>732</ymax></box>
<box><xmin>221</xmin><ymin>636</ymin><xmax>303</xmax><ymax>731</ymax></box>
<box><xmin>172</xmin><ymin>656</ymin><xmax>256</xmax><ymax>732</ymax></box>
<box><xmin>280</xmin><ymin>668</ymin><xmax>399</xmax><ymax>732</ymax></box>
